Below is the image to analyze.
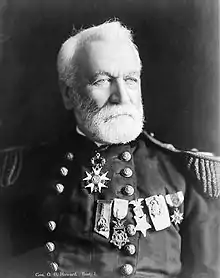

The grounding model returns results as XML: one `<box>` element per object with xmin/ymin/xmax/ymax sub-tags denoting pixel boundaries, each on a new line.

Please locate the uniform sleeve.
<box><xmin>0</xmin><ymin>147</ymin><xmax>23</xmax><ymax>188</ymax></box>
<box><xmin>180</xmin><ymin>178</ymin><xmax>220</xmax><ymax>278</ymax></box>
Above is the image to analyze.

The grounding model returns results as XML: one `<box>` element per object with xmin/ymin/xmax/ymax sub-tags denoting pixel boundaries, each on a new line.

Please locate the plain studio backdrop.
<box><xmin>0</xmin><ymin>0</ymin><xmax>219</xmax><ymax>154</ymax></box>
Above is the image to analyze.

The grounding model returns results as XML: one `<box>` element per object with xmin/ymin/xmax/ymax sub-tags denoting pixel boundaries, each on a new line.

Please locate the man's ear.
<box><xmin>59</xmin><ymin>80</ymin><xmax>74</xmax><ymax>110</ymax></box>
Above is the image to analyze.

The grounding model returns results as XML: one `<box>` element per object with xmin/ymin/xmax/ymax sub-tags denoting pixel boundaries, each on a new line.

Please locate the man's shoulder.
<box><xmin>142</xmin><ymin>131</ymin><xmax>220</xmax><ymax>199</ymax></box>
<box><xmin>0</xmin><ymin>140</ymin><xmax>63</xmax><ymax>188</ymax></box>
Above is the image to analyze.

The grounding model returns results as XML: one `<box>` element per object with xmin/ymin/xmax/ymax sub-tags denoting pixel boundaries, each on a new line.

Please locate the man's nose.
<box><xmin>109</xmin><ymin>79</ymin><xmax>130</xmax><ymax>104</ymax></box>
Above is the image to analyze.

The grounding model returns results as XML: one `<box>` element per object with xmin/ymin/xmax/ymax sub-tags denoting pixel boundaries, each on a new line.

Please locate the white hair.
<box><xmin>57</xmin><ymin>20</ymin><xmax>141</xmax><ymax>88</ymax></box>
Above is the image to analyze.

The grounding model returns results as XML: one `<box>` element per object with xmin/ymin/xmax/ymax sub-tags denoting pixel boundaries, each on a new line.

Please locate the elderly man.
<box><xmin>0</xmin><ymin>20</ymin><xmax>220</xmax><ymax>278</ymax></box>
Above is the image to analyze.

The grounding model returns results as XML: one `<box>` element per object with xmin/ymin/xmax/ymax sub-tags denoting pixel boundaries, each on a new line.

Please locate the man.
<box><xmin>0</xmin><ymin>20</ymin><xmax>220</xmax><ymax>278</ymax></box>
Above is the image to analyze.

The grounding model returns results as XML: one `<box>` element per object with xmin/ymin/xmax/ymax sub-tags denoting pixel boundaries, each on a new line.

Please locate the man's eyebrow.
<box><xmin>92</xmin><ymin>71</ymin><xmax>112</xmax><ymax>79</ymax></box>
<box><xmin>92</xmin><ymin>70</ymin><xmax>141</xmax><ymax>79</ymax></box>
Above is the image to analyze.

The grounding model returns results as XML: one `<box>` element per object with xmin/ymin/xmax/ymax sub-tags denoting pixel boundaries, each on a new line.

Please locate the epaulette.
<box><xmin>0</xmin><ymin>147</ymin><xmax>23</xmax><ymax>187</ymax></box>
<box><xmin>144</xmin><ymin>131</ymin><xmax>220</xmax><ymax>198</ymax></box>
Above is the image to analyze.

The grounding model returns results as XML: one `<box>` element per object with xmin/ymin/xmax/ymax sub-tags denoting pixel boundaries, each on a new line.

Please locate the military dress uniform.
<box><xmin>0</xmin><ymin>130</ymin><xmax>220</xmax><ymax>278</ymax></box>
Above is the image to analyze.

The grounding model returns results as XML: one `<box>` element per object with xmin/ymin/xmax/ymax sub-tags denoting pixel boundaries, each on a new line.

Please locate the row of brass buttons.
<box><xmin>46</xmin><ymin>152</ymin><xmax>74</xmax><ymax>271</ymax></box>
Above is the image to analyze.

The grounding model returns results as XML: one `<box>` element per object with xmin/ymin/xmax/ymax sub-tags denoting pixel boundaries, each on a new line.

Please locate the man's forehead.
<box><xmin>76</xmin><ymin>39</ymin><xmax>141</xmax><ymax>79</ymax></box>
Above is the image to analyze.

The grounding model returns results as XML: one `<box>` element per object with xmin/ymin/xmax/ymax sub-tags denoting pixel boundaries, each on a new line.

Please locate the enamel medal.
<box><xmin>110</xmin><ymin>199</ymin><xmax>129</xmax><ymax>249</ymax></box>
<box><xmin>83</xmin><ymin>152</ymin><xmax>110</xmax><ymax>193</ymax></box>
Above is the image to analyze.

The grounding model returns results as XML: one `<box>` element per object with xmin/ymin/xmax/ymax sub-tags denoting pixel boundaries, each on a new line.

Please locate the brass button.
<box><xmin>123</xmin><ymin>185</ymin><xmax>134</xmax><ymax>196</ymax></box>
<box><xmin>121</xmin><ymin>264</ymin><xmax>133</xmax><ymax>276</ymax></box>
<box><xmin>124</xmin><ymin>244</ymin><xmax>136</xmax><ymax>255</ymax></box>
<box><xmin>60</xmin><ymin>166</ymin><xmax>68</xmax><ymax>176</ymax></box>
<box><xmin>121</xmin><ymin>151</ymin><xmax>132</xmax><ymax>162</ymax></box>
<box><xmin>126</xmin><ymin>224</ymin><xmax>136</xmax><ymax>236</ymax></box>
<box><xmin>55</xmin><ymin>183</ymin><xmax>64</xmax><ymax>193</ymax></box>
<box><xmin>50</xmin><ymin>262</ymin><xmax>58</xmax><ymax>271</ymax></box>
<box><xmin>46</xmin><ymin>242</ymin><xmax>55</xmax><ymax>252</ymax></box>
<box><xmin>66</xmin><ymin>152</ymin><xmax>74</xmax><ymax>161</ymax></box>
<box><xmin>121</xmin><ymin>167</ymin><xmax>133</xmax><ymax>178</ymax></box>
<box><xmin>48</xmin><ymin>221</ymin><xmax>56</xmax><ymax>231</ymax></box>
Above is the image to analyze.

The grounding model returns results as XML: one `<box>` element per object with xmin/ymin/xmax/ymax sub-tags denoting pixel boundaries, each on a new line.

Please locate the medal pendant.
<box><xmin>94</xmin><ymin>200</ymin><xmax>113</xmax><ymax>238</ymax></box>
<box><xmin>110</xmin><ymin>219</ymin><xmax>129</xmax><ymax>249</ymax></box>
<box><xmin>171</xmin><ymin>208</ymin><xmax>184</xmax><ymax>225</ymax></box>
<box><xmin>145</xmin><ymin>195</ymin><xmax>171</xmax><ymax>231</ymax></box>
<box><xmin>134</xmin><ymin>214</ymin><xmax>151</xmax><ymax>237</ymax></box>
<box><xmin>83</xmin><ymin>167</ymin><xmax>110</xmax><ymax>193</ymax></box>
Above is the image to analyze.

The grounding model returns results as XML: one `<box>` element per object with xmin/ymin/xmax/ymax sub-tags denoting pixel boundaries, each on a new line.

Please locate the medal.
<box><xmin>94</xmin><ymin>200</ymin><xmax>113</xmax><ymax>238</ymax></box>
<box><xmin>165</xmin><ymin>191</ymin><xmax>184</xmax><ymax>225</ymax></box>
<box><xmin>110</xmin><ymin>219</ymin><xmax>129</xmax><ymax>249</ymax></box>
<box><xmin>83</xmin><ymin>167</ymin><xmax>110</xmax><ymax>193</ymax></box>
<box><xmin>110</xmin><ymin>199</ymin><xmax>129</xmax><ymax>249</ymax></box>
<box><xmin>130</xmin><ymin>199</ymin><xmax>151</xmax><ymax>237</ymax></box>
<box><xmin>171</xmin><ymin>209</ymin><xmax>184</xmax><ymax>225</ymax></box>
<box><xmin>145</xmin><ymin>195</ymin><xmax>171</xmax><ymax>231</ymax></box>
<box><xmin>83</xmin><ymin>152</ymin><xmax>110</xmax><ymax>194</ymax></box>
<box><xmin>134</xmin><ymin>214</ymin><xmax>151</xmax><ymax>237</ymax></box>
<box><xmin>165</xmin><ymin>191</ymin><xmax>184</xmax><ymax>207</ymax></box>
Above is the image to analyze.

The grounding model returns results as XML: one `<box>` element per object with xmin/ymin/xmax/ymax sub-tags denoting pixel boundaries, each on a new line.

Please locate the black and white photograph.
<box><xmin>0</xmin><ymin>0</ymin><xmax>219</xmax><ymax>277</ymax></box>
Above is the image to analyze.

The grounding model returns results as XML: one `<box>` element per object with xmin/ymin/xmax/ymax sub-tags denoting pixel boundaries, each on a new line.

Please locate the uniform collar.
<box><xmin>76</xmin><ymin>126</ymin><xmax>104</xmax><ymax>147</ymax></box>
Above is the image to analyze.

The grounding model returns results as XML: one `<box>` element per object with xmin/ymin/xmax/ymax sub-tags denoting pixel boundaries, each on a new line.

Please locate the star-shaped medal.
<box><xmin>134</xmin><ymin>215</ymin><xmax>152</xmax><ymax>237</ymax></box>
<box><xmin>171</xmin><ymin>209</ymin><xmax>183</xmax><ymax>225</ymax></box>
<box><xmin>83</xmin><ymin>167</ymin><xmax>110</xmax><ymax>193</ymax></box>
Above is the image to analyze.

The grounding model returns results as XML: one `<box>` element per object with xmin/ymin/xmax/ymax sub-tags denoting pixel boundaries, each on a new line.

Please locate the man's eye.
<box><xmin>93</xmin><ymin>79</ymin><xmax>110</xmax><ymax>86</ymax></box>
<box><xmin>124</xmin><ymin>77</ymin><xmax>139</xmax><ymax>85</ymax></box>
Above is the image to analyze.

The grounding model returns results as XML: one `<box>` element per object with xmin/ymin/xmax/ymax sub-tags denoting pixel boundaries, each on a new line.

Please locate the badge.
<box><xmin>83</xmin><ymin>167</ymin><xmax>110</xmax><ymax>193</ymax></box>
<box><xmin>145</xmin><ymin>195</ymin><xmax>171</xmax><ymax>231</ymax></box>
<box><xmin>94</xmin><ymin>200</ymin><xmax>113</xmax><ymax>238</ymax></box>
<box><xmin>110</xmin><ymin>199</ymin><xmax>129</xmax><ymax>249</ymax></box>
<box><xmin>165</xmin><ymin>191</ymin><xmax>184</xmax><ymax>208</ymax></box>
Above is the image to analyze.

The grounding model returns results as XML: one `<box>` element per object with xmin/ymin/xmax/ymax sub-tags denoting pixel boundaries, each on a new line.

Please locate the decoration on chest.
<box><xmin>83</xmin><ymin>152</ymin><xmax>110</xmax><ymax>193</ymax></box>
<box><xmin>110</xmin><ymin>199</ymin><xmax>129</xmax><ymax>249</ymax></box>
<box><xmin>93</xmin><ymin>191</ymin><xmax>184</xmax><ymax>249</ymax></box>
<box><xmin>130</xmin><ymin>199</ymin><xmax>151</xmax><ymax>237</ymax></box>
<box><xmin>94</xmin><ymin>200</ymin><xmax>113</xmax><ymax>238</ymax></box>
<box><xmin>145</xmin><ymin>195</ymin><xmax>171</xmax><ymax>231</ymax></box>
<box><xmin>165</xmin><ymin>191</ymin><xmax>184</xmax><ymax>225</ymax></box>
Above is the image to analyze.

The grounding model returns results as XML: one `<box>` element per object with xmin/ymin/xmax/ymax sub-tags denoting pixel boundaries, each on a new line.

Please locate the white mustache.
<box><xmin>98</xmin><ymin>105</ymin><xmax>140</xmax><ymax>121</ymax></box>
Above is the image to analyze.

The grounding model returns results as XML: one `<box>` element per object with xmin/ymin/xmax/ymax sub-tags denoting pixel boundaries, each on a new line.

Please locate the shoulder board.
<box><xmin>143</xmin><ymin>131</ymin><xmax>220</xmax><ymax>198</ymax></box>
<box><xmin>0</xmin><ymin>147</ymin><xmax>24</xmax><ymax>187</ymax></box>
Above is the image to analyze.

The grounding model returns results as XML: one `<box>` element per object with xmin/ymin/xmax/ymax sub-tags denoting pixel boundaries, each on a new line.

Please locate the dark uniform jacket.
<box><xmin>0</xmin><ymin>130</ymin><xmax>220</xmax><ymax>278</ymax></box>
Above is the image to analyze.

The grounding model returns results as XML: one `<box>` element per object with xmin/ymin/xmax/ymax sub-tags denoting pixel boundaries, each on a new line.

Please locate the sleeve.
<box><xmin>0</xmin><ymin>147</ymin><xmax>23</xmax><ymax>188</ymax></box>
<box><xmin>179</xmin><ymin>152</ymin><xmax>220</xmax><ymax>278</ymax></box>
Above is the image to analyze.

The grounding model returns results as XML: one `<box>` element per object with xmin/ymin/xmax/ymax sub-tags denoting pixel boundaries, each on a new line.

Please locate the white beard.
<box><xmin>76</xmin><ymin>102</ymin><xmax>145</xmax><ymax>144</ymax></box>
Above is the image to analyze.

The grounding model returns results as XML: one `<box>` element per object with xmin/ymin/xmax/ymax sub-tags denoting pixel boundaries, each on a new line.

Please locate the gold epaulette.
<box><xmin>144</xmin><ymin>131</ymin><xmax>220</xmax><ymax>198</ymax></box>
<box><xmin>0</xmin><ymin>147</ymin><xmax>23</xmax><ymax>187</ymax></box>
